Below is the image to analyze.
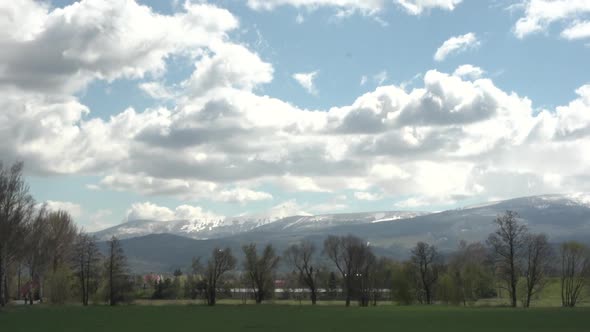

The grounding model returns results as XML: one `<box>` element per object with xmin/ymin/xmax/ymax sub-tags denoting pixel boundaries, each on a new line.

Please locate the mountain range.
<box><xmin>93</xmin><ymin>194</ymin><xmax>590</xmax><ymax>273</ymax></box>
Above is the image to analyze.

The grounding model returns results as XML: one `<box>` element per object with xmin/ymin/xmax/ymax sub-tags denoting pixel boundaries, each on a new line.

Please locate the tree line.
<box><xmin>0</xmin><ymin>161</ymin><xmax>131</xmax><ymax>306</ymax></box>
<box><xmin>186</xmin><ymin>216</ymin><xmax>589</xmax><ymax>308</ymax></box>
<box><xmin>1</xmin><ymin>160</ymin><xmax>589</xmax><ymax>308</ymax></box>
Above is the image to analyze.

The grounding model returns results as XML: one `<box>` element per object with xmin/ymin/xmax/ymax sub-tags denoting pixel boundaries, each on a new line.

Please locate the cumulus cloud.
<box><xmin>453</xmin><ymin>64</ymin><xmax>485</xmax><ymax>80</ymax></box>
<box><xmin>126</xmin><ymin>202</ymin><xmax>222</xmax><ymax>222</ymax></box>
<box><xmin>0</xmin><ymin>0</ymin><xmax>238</xmax><ymax>95</ymax></box>
<box><xmin>293</xmin><ymin>71</ymin><xmax>319</xmax><ymax>95</ymax></box>
<box><xmin>434</xmin><ymin>33</ymin><xmax>480</xmax><ymax>62</ymax></box>
<box><xmin>3</xmin><ymin>0</ymin><xmax>590</xmax><ymax>218</ymax></box>
<box><xmin>514</xmin><ymin>0</ymin><xmax>590</xmax><ymax>39</ymax></box>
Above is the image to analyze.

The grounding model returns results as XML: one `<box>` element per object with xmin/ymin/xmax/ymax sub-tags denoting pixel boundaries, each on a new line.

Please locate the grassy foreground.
<box><xmin>1</xmin><ymin>305</ymin><xmax>590</xmax><ymax>332</ymax></box>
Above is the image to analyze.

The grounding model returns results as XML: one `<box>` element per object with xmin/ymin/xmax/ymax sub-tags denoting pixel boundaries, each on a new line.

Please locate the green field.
<box><xmin>1</xmin><ymin>305</ymin><xmax>590</xmax><ymax>332</ymax></box>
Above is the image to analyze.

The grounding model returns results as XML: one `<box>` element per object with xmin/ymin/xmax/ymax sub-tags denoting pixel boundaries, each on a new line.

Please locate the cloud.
<box><xmin>561</xmin><ymin>20</ymin><xmax>590</xmax><ymax>40</ymax></box>
<box><xmin>514</xmin><ymin>0</ymin><xmax>590</xmax><ymax>39</ymax></box>
<box><xmin>0</xmin><ymin>0</ymin><xmax>239</xmax><ymax>95</ymax></box>
<box><xmin>139</xmin><ymin>81</ymin><xmax>176</xmax><ymax>100</ymax></box>
<box><xmin>3</xmin><ymin>0</ymin><xmax>590</xmax><ymax>214</ymax></box>
<box><xmin>44</xmin><ymin>200</ymin><xmax>83</xmax><ymax>219</ymax></box>
<box><xmin>360</xmin><ymin>75</ymin><xmax>368</xmax><ymax>86</ymax></box>
<box><xmin>374</xmin><ymin>71</ymin><xmax>388</xmax><ymax>85</ymax></box>
<box><xmin>183</xmin><ymin>43</ymin><xmax>274</xmax><ymax>96</ymax></box>
<box><xmin>218</xmin><ymin>188</ymin><xmax>273</xmax><ymax>203</ymax></box>
<box><xmin>453</xmin><ymin>64</ymin><xmax>485</xmax><ymax>80</ymax></box>
<box><xmin>293</xmin><ymin>71</ymin><xmax>319</xmax><ymax>95</ymax></box>
<box><xmin>354</xmin><ymin>191</ymin><xmax>383</xmax><ymax>201</ymax></box>
<box><xmin>126</xmin><ymin>202</ymin><xmax>222</xmax><ymax>222</ymax></box>
<box><xmin>296</xmin><ymin>13</ymin><xmax>305</xmax><ymax>23</ymax></box>
<box><xmin>246</xmin><ymin>0</ymin><xmax>463</xmax><ymax>16</ymax></box>
<box><xmin>434</xmin><ymin>33</ymin><xmax>480</xmax><ymax>62</ymax></box>
<box><xmin>246</xmin><ymin>0</ymin><xmax>384</xmax><ymax>16</ymax></box>
<box><xmin>396</xmin><ymin>0</ymin><xmax>463</xmax><ymax>15</ymax></box>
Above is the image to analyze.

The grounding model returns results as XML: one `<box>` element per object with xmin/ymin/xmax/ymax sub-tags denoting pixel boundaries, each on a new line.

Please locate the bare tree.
<box><xmin>284</xmin><ymin>241</ymin><xmax>319</xmax><ymax>304</ymax></box>
<box><xmin>523</xmin><ymin>233</ymin><xmax>552</xmax><ymax>307</ymax></box>
<box><xmin>0</xmin><ymin>161</ymin><xmax>35</xmax><ymax>306</ymax></box>
<box><xmin>24</xmin><ymin>206</ymin><xmax>50</xmax><ymax>304</ymax></box>
<box><xmin>560</xmin><ymin>241</ymin><xmax>590</xmax><ymax>307</ymax></box>
<box><xmin>487</xmin><ymin>210</ymin><xmax>527</xmax><ymax>307</ymax></box>
<box><xmin>204</xmin><ymin>247</ymin><xmax>236</xmax><ymax>306</ymax></box>
<box><xmin>242</xmin><ymin>243</ymin><xmax>279</xmax><ymax>304</ymax></box>
<box><xmin>72</xmin><ymin>233</ymin><xmax>102</xmax><ymax>306</ymax></box>
<box><xmin>411</xmin><ymin>242</ymin><xmax>440</xmax><ymax>304</ymax></box>
<box><xmin>323</xmin><ymin>235</ymin><xmax>375</xmax><ymax>306</ymax></box>
<box><xmin>105</xmin><ymin>236</ymin><xmax>130</xmax><ymax>306</ymax></box>
<box><xmin>45</xmin><ymin>210</ymin><xmax>78</xmax><ymax>273</ymax></box>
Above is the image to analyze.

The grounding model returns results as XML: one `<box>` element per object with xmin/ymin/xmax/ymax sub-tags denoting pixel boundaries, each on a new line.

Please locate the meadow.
<box><xmin>1</xmin><ymin>304</ymin><xmax>590</xmax><ymax>332</ymax></box>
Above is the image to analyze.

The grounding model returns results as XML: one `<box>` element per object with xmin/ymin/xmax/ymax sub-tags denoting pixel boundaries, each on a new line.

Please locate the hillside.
<box><xmin>100</xmin><ymin>194</ymin><xmax>590</xmax><ymax>273</ymax></box>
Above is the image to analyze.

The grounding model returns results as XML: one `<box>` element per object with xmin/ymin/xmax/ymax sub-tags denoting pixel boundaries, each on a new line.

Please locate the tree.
<box><xmin>105</xmin><ymin>236</ymin><xmax>130</xmax><ymax>306</ymax></box>
<box><xmin>72</xmin><ymin>233</ymin><xmax>102</xmax><ymax>306</ymax></box>
<box><xmin>487</xmin><ymin>210</ymin><xmax>527</xmax><ymax>307</ymax></box>
<box><xmin>23</xmin><ymin>206</ymin><xmax>50</xmax><ymax>304</ymax></box>
<box><xmin>45</xmin><ymin>210</ymin><xmax>78</xmax><ymax>273</ymax></box>
<box><xmin>0</xmin><ymin>161</ymin><xmax>35</xmax><ymax>306</ymax></box>
<box><xmin>391</xmin><ymin>261</ymin><xmax>417</xmax><ymax>305</ymax></box>
<box><xmin>411</xmin><ymin>242</ymin><xmax>440</xmax><ymax>304</ymax></box>
<box><xmin>447</xmin><ymin>241</ymin><xmax>495</xmax><ymax>306</ymax></box>
<box><xmin>323</xmin><ymin>235</ymin><xmax>375</xmax><ymax>306</ymax></box>
<box><xmin>560</xmin><ymin>241</ymin><xmax>590</xmax><ymax>307</ymax></box>
<box><xmin>204</xmin><ymin>247</ymin><xmax>236</xmax><ymax>306</ymax></box>
<box><xmin>284</xmin><ymin>241</ymin><xmax>319</xmax><ymax>304</ymax></box>
<box><xmin>522</xmin><ymin>234</ymin><xmax>552</xmax><ymax>307</ymax></box>
<box><xmin>242</xmin><ymin>243</ymin><xmax>279</xmax><ymax>304</ymax></box>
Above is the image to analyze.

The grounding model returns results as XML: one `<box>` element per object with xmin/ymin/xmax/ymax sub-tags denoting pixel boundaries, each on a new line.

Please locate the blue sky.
<box><xmin>2</xmin><ymin>0</ymin><xmax>590</xmax><ymax>230</ymax></box>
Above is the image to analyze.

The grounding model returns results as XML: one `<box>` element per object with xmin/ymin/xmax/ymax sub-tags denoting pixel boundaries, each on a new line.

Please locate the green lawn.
<box><xmin>1</xmin><ymin>305</ymin><xmax>590</xmax><ymax>332</ymax></box>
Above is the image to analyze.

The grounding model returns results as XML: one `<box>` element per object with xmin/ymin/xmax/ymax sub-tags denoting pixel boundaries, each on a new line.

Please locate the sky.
<box><xmin>1</xmin><ymin>0</ymin><xmax>590</xmax><ymax>231</ymax></box>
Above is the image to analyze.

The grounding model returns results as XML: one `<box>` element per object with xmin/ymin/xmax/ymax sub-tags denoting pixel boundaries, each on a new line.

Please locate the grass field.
<box><xmin>1</xmin><ymin>304</ymin><xmax>590</xmax><ymax>332</ymax></box>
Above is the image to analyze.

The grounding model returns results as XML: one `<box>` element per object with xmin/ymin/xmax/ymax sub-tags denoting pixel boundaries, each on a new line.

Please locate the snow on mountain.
<box><xmin>92</xmin><ymin>210</ymin><xmax>427</xmax><ymax>241</ymax></box>
<box><xmin>92</xmin><ymin>194</ymin><xmax>590</xmax><ymax>243</ymax></box>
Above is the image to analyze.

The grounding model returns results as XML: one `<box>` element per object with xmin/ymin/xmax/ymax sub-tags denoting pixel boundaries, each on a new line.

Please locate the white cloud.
<box><xmin>183</xmin><ymin>43</ymin><xmax>274</xmax><ymax>96</ymax></box>
<box><xmin>514</xmin><ymin>0</ymin><xmax>590</xmax><ymax>39</ymax></box>
<box><xmin>246</xmin><ymin>0</ymin><xmax>463</xmax><ymax>16</ymax></box>
<box><xmin>296</xmin><ymin>13</ymin><xmax>305</xmax><ymax>23</ymax></box>
<box><xmin>218</xmin><ymin>188</ymin><xmax>273</xmax><ymax>203</ymax></box>
<box><xmin>44</xmin><ymin>200</ymin><xmax>83</xmax><ymax>219</ymax></box>
<box><xmin>354</xmin><ymin>191</ymin><xmax>383</xmax><ymax>201</ymax></box>
<box><xmin>434</xmin><ymin>33</ymin><xmax>480</xmax><ymax>62</ymax></box>
<box><xmin>360</xmin><ymin>75</ymin><xmax>368</xmax><ymax>86</ymax></box>
<box><xmin>396</xmin><ymin>0</ymin><xmax>463</xmax><ymax>15</ymax></box>
<box><xmin>374</xmin><ymin>71</ymin><xmax>388</xmax><ymax>85</ymax></box>
<box><xmin>139</xmin><ymin>81</ymin><xmax>175</xmax><ymax>100</ymax></box>
<box><xmin>562</xmin><ymin>20</ymin><xmax>590</xmax><ymax>40</ymax></box>
<box><xmin>293</xmin><ymin>71</ymin><xmax>319</xmax><ymax>95</ymax></box>
<box><xmin>453</xmin><ymin>64</ymin><xmax>485</xmax><ymax>80</ymax></box>
<box><xmin>3</xmin><ymin>0</ymin><xmax>590</xmax><ymax>213</ymax></box>
<box><xmin>246</xmin><ymin>0</ymin><xmax>384</xmax><ymax>16</ymax></box>
<box><xmin>0</xmin><ymin>0</ymin><xmax>239</xmax><ymax>95</ymax></box>
<box><xmin>126</xmin><ymin>202</ymin><xmax>222</xmax><ymax>222</ymax></box>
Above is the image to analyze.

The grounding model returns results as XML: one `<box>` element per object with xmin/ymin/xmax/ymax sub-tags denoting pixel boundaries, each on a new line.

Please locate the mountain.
<box><xmin>99</xmin><ymin>194</ymin><xmax>590</xmax><ymax>273</ymax></box>
<box><xmin>92</xmin><ymin>211</ymin><xmax>427</xmax><ymax>241</ymax></box>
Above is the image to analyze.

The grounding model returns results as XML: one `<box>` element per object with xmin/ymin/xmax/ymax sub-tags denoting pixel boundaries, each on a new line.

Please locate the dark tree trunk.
<box><xmin>310</xmin><ymin>287</ymin><xmax>317</xmax><ymax>305</ymax></box>
<box><xmin>0</xmin><ymin>253</ymin><xmax>4</xmax><ymax>307</ymax></box>
<box><xmin>208</xmin><ymin>286</ymin><xmax>216</xmax><ymax>306</ymax></box>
